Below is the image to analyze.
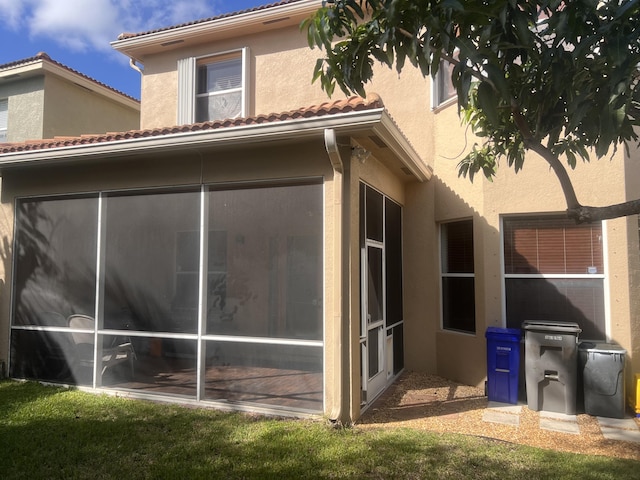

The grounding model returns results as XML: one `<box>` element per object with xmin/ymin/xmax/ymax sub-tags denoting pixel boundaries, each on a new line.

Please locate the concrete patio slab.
<box><xmin>482</xmin><ymin>409</ymin><xmax>520</xmax><ymax>426</ymax></box>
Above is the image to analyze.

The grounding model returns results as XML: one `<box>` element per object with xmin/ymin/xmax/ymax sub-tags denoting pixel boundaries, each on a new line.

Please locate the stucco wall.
<box><xmin>432</xmin><ymin>98</ymin><xmax>640</xmax><ymax>387</ymax></box>
<box><xmin>0</xmin><ymin>76</ymin><xmax>46</xmax><ymax>142</ymax></box>
<box><xmin>137</xmin><ymin>16</ymin><xmax>640</xmax><ymax>393</ymax></box>
<box><xmin>42</xmin><ymin>75</ymin><xmax>140</xmax><ymax>137</ymax></box>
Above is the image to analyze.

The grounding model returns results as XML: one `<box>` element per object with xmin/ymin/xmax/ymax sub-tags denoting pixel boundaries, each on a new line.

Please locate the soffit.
<box><xmin>112</xmin><ymin>0</ymin><xmax>320</xmax><ymax>61</ymax></box>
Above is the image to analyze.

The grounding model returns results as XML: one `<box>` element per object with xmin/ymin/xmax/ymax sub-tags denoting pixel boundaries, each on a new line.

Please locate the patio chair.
<box><xmin>68</xmin><ymin>314</ymin><xmax>136</xmax><ymax>379</ymax></box>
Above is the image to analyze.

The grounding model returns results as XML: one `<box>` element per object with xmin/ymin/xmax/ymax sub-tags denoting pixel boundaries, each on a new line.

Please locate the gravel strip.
<box><xmin>356</xmin><ymin>371</ymin><xmax>640</xmax><ymax>461</ymax></box>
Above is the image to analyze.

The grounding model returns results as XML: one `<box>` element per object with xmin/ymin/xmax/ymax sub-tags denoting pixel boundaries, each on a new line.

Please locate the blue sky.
<box><xmin>0</xmin><ymin>1</ymin><xmax>277</xmax><ymax>99</ymax></box>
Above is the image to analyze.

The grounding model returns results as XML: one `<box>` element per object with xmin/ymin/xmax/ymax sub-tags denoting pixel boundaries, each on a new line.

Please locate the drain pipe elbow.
<box><xmin>324</xmin><ymin>128</ymin><xmax>343</xmax><ymax>173</ymax></box>
<box><xmin>128</xmin><ymin>57</ymin><xmax>144</xmax><ymax>75</ymax></box>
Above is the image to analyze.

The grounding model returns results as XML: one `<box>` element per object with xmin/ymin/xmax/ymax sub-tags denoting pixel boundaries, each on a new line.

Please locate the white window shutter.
<box><xmin>0</xmin><ymin>99</ymin><xmax>8</xmax><ymax>142</ymax></box>
<box><xmin>241</xmin><ymin>47</ymin><xmax>250</xmax><ymax>117</ymax></box>
<box><xmin>177</xmin><ymin>57</ymin><xmax>196</xmax><ymax>125</ymax></box>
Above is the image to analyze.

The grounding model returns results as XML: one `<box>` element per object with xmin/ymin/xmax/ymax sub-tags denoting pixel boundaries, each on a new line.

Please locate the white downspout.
<box><xmin>128</xmin><ymin>57</ymin><xmax>143</xmax><ymax>75</ymax></box>
<box><xmin>324</xmin><ymin>128</ymin><xmax>352</xmax><ymax>425</ymax></box>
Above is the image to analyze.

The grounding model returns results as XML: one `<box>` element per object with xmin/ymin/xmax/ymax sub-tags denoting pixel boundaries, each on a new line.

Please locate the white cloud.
<box><xmin>1</xmin><ymin>0</ymin><xmax>221</xmax><ymax>53</ymax></box>
<box><xmin>0</xmin><ymin>0</ymin><xmax>29</xmax><ymax>28</ymax></box>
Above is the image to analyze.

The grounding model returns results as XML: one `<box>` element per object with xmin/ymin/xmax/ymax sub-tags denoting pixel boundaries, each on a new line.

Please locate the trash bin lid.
<box><xmin>522</xmin><ymin>320</ymin><xmax>582</xmax><ymax>334</ymax></box>
<box><xmin>579</xmin><ymin>342</ymin><xmax>626</xmax><ymax>355</ymax></box>
<box><xmin>485</xmin><ymin>327</ymin><xmax>522</xmax><ymax>340</ymax></box>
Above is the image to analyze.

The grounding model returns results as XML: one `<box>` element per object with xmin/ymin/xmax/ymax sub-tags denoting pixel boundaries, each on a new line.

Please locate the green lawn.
<box><xmin>1</xmin><ymin>381</ymin><xmax>638</xmax><ymax>479</ymax></box>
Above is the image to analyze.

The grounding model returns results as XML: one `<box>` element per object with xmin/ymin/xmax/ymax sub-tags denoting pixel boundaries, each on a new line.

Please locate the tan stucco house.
<box><xmin>0</xmin><ymin>52</ymin><xmax>140</xmax><ymax>143</ymax></box>
<box><xmin>1</xmin><ymin>0</ymin><xmax>638</xmax><ymax>423</ymax></box>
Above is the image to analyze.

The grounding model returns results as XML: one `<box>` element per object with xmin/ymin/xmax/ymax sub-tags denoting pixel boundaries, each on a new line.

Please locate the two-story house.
<box><xmin>0</xmin><ymin>52</ymin><xmax>140</xmax><ymax>143</ymax></box>
<box><xmin>0</xmin><ymin>0</ymin><xmax>638</xmax><ymax>423</ymax></box>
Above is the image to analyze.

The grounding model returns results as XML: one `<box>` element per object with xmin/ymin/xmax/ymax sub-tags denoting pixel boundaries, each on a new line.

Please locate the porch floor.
<box><xmin>101</xmin><ymin>357</ymin><xmax>323</xmax><ymax>412</ymax></box>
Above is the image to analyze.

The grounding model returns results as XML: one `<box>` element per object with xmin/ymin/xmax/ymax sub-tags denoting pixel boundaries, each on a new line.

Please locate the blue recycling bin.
<box><xmin>486</xmin><ymin>327</ymin><xmax>522</xmax><ymax>404</ymax></box>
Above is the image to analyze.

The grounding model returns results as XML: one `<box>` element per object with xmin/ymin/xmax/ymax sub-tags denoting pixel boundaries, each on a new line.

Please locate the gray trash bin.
<box><xmin>579</xmin><ymin>342</ymin><xmax>626</xmax><ymax>418</ymax></box>
<box><xmin>523</xmin><ymin>320</ymin><xmax>581</xmax><ymax>414</ymax></box>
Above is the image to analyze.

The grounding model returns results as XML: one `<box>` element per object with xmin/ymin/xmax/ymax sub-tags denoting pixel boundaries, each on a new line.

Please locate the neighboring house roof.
<box><xmin>0</xmin><ymin>94</ymin><xmax>431</xmax><ymax>181</ymax></box>
<box><xmin>0</xmin><ymin>52</ymin><xmax>140</xmax><ymax>107</ymax></box>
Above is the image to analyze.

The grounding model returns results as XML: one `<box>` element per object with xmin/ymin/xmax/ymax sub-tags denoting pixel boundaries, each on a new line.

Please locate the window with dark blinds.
<box><xmin>441</xmin><ymin>219</ymin><xmax>475</xmax><ymax>333</ymax></box>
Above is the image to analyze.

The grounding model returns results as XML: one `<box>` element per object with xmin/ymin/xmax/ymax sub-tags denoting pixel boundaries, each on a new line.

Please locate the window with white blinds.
<box><xmin>503</xmin><ymin>215</ymin><xmax>606</xmax><ymax>339</ymax></box>
<box><xmin>177</xmin><ymin>48</ymin><xmax>249</xmax><ymax>125</ymax></box>
<box><xmin>0</xmin><ymin>98</ymin><xmax>8</xmax><ymax>142</ymax></box>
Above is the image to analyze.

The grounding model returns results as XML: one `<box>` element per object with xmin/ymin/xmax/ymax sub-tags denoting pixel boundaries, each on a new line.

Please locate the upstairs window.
<box><xmin>440</xmin><ymin>219</ymin><xmax>476</xmax><ymax>333</ymax></box>
<box><xmin>0</xmin><ymin>98</ymin><xmax>7</xmax><ymax>142</ymax></box>
<box><xmin>432</xmin><ymin>59</ymin><xmax>456</xmax><ymax>109</ymax></box>
<box><xmin>177</xmin><ymin>48</ymin><xmax>249</xmax><ymax>125</ymax></box>
<box><xmin>196</xmin><ymin>54</ymin><xmax>243</xmax><ymax>122</ymax></box>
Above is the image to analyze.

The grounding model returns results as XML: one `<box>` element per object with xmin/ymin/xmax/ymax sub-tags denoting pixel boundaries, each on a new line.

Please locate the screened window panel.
<box><xmin>367</xmin><ymin>246</ymin><xmax>384</xmax><ymax>324</ymax></box>
<box><xmin>102</xmin><ymin>190</ymin><xmax>201</xmax><ymax>333</ymax></box>
<box><xmin>10</xmin><ymin>330</ymin><xmax>84</xmax><ymax>384</ymax></box>
<box><xmin>385</xmin><ymin>197</ymin><xmax>403</xmax><ymax>325</ymax></box>
<box><xmin>365</xmin><ymin>186</ymin><xmax>384</xmax><ymax>242</ymax></box>
<box><xmin>392</xmin><ymin>324</ymin><xmax>404</xmax><ymax>375</ymax></box>
<box><xmin>207</xmin><ymin>182</ymin><xmax>323</xmax><ymax>340</ymax></box>
<box><xmin>203</xmin><ymin>341</ymin><xmax>322</xmax><ymax>411</ymax></box>
<box><xmin>13</xmin><ymin>196</ymin><xmax>99</xmax><ymax>326</ymax></box>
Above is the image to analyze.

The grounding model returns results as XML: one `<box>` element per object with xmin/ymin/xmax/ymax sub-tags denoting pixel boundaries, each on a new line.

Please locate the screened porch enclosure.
<box><xmin>10</xmin><ymin>181</ymin><xmax>324</xmax><ymax>413</ymax></box>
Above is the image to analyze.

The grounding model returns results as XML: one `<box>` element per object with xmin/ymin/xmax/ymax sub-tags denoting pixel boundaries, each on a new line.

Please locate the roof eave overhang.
<box><xmin>0</xmin><ymin>108</ymin><xmax>431</xmax><ymax>182</ymax></box>
<box><xmin>111</xmin><ymin>0</ymin><xmax>320</xmax><ymax>59</ymax></box>
<box><xmin>0</xmin><ymin>59</ymin><xmax>139</xmax><ymax>110</ymax></box>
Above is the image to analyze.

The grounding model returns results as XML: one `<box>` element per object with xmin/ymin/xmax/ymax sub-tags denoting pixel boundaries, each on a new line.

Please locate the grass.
<box><xmin>1</xmin><ymin>381</ymin><xmax>638</xmax><ymax>479</ymax></box>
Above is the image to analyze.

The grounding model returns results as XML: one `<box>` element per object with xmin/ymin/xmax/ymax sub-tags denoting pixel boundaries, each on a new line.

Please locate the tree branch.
<box><xmin>511</xmin><ymin>105</ymin><xmax>582</xmax><ymax>211</ymax></box>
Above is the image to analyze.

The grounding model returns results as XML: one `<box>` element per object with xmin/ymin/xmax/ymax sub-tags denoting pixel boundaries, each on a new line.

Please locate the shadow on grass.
<box><xmin>0</xmin><ymin>381</ymin><xmax>638</xmax><ymax>479</ymax></box>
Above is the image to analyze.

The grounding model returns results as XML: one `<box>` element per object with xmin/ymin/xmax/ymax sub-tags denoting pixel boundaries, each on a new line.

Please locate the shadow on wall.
<box><xmin>434</xmin><ymin>175</ymin><xmax>602</xmax><ymax>339</ymax></box>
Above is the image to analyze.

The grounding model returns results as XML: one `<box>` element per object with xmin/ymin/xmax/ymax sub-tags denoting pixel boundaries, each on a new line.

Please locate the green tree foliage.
<box><xmin>304</xmin><ymin>0</ymin><xmax>640</xmax><ymax>222</ymax></box>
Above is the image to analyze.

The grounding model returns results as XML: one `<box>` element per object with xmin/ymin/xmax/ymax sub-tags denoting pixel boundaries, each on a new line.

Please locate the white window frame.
<box><xmin>177</xmin><ymin>47</ymin><xmax>250</xmax><ymax>125</ymax></box>
<box><xmin>431</xmin><ymin>58</ymin><xmax>457</xmax><ymax>110</ymax></box>
<box><xmin>500</xmin><ymin>214</ymin><xmax>610</xmax><ymax>339</ymax></box>
<box><xmin>0</xmin><ymin>98</ymin><xmax>8</xmax><ymax>142</ymax></box>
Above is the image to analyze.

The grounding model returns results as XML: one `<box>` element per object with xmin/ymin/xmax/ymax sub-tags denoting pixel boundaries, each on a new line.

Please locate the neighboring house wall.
<box><xmin>42</xmin><ymin>74</ymin><xmax>139</xmax><ymax>138</ymax></box>
<box><xmin>0</xmin><ymin>76</ymin><xmax>46</xmax><ymax>142</ymax></box>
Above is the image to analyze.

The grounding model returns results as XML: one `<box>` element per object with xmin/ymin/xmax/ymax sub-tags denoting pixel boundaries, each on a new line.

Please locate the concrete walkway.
<box><xmin>483</xmin><ymin>401</ymin><xmax>640</xmax><ymax>443</ymax></box>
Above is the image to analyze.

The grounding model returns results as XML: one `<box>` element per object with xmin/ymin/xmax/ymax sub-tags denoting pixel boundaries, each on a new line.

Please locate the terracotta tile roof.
<box><xmin>0</xmin><ymin>94</ymin><xmax>385</xmax><ymax>154</ymax></box>
<box><xmin>0</xmin><ymin>52</ymin><xmax>140</xmax><ymax>103</ymax></box>
<box><xmin>117</xmin><ymin>0</ymin><xmax>307</xmax><ymax>41</ymax></box>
